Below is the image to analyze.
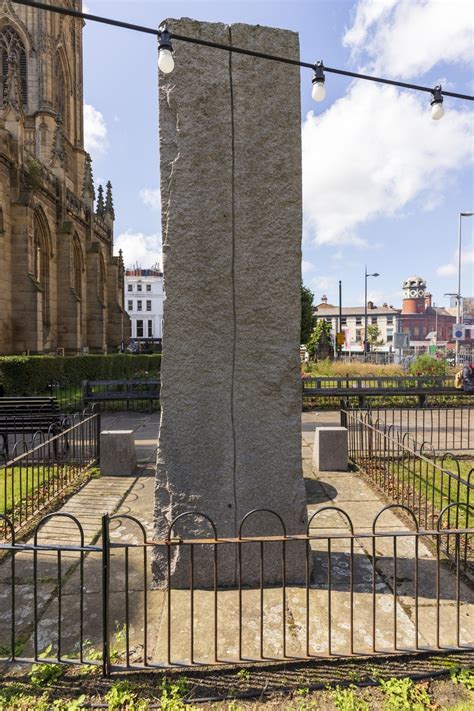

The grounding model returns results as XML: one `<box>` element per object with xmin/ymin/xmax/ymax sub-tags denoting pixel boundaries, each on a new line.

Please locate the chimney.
<box><xmin>424</xmin><ymin>292</ymin><xmax>432</xmax><ymax>309</ymax></box>
<box><xmin>367</xmin><ymin>300</ymin><xmax>374</xmax><ymax>309</ymax></box>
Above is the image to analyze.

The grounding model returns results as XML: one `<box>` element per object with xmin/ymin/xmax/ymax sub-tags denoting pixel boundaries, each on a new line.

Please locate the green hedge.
<box><xmin>0</xmin><ymin>354</ymin><xmax>161</xmax><ymax>396</ymax></box>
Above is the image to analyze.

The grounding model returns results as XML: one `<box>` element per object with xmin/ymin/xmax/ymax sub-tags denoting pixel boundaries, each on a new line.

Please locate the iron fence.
<box><xmin>0</xmin><ymin>507</ymin><xmax>472</xmax><ymax>674</ymax></box>
<box><xmin>342</xmin><ymin>409</ymin><xmax>474</xmax><ymax>563</ymax></box>
<box><xmin>0</xmin><ymin>414</ymin><xmax>100</xmax><ymax>535</ymax></box>
<box><xmin>361</xmin><ymin>404</ymin><xmax>474</xmax><ymax>452</ymax></box>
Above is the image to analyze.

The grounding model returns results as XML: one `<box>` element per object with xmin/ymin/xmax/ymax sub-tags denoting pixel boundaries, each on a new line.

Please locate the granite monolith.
<box><xmin>154</xmin><ymin>18</ymin><xmax>309</xmax><ymax>588</ymax></box>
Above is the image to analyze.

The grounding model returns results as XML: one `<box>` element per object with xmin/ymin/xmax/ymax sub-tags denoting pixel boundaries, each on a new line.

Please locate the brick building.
<box><xmin>0</xmin><ymin>1</ymin><xmax>129</xmax><ymax>354</ymax></box>
<box><xmin>398</xmin><ymin>276</ymin><xmax>455</xmax><ymax>347</ymax></box>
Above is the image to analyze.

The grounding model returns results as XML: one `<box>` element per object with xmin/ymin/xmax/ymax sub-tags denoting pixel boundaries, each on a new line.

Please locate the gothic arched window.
<box><xmin>54</xmin><ymin>56</ymin><xmax>69</xmax><ymax>135</ymax></box>
<box><xmin>0</xmin><ymin>25</ymin><xmax>27</xmax><ymax>106</ymax></box>
<box><xmin>98</xmin><ymin>254</ymin><xmax>107</xmax><ymax>304</ymax></box>
<box><xmin>71</xmin><ymin>236</ymin><xmax>83</xmax><ymax>297</ymax></box>
<box><xmin>33</xmin><ymin>211</ymin><xmax>50</xmax><ymax>329</ymax></box>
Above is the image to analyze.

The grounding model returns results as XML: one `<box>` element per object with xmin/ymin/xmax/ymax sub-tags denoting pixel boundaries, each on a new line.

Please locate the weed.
<box><xmin>236</xmin><ymin>668</ymin><xmax>251</xmax><ymax>682</ymax></box>
<box><xmin>379</xmin><ymin>677</ymin><xmax>431</xmax><ymax>711</ymax></box>
<box><xmin>0</xmin><ymin>690</ymin><xmax>51</xmax><ymax>710</ymax></box>
<box><xmin>51</xmin><ymin>696</ymin><xmax>87</xmax><ymax>710</ymax></box>
<box><xmin>105</xmin><ymin>681</ymin><xmax>147</xmax><ymax>710</ymax></box>
<box><xmin>226</xmin><ymin>702</ymin><xmax>244</xmax><ymax>711</ymax></box>
<box><xmin>109</xmin><ymin>624</ymin><xmax>127</xmax><ymax>663</ymax></box>
<box><xmin>331</xmin><ymin>685</ymin><xmax>369</xmax><ymax>711</ymax></box>
<box><xmin>450</xmin><ymin>666</ymin><xmax>474</xmax><ymax>692</ymax></box>
<box><xmin>29</xmin><ymin>645</ymin><xmax>65</xmax><ymax>687</ymax></box>
<box><xmin>160</xmin><ymin>677</ymin><xmax>193</xmax><ymax>710</ymax></box>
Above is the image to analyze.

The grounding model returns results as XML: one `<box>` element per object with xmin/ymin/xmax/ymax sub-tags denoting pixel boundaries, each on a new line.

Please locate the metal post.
<box><xmin>456</xmin><ymin>213</ymin><xmax>462</xmax><ymax>367</ymax></box>
<box><xmin>339</xmin><ymin>280</ymin><xmax>342</xmax><ymax>358</ymax></box>
<box><xmin>101</xmin><ymin>514</ymin><xmax>110</xmax><ymax>676</ymax></box>
<box><xmin>455</xmin><ymin>212</ymin><xmax>473</xmax><ymax>366</ymax></box>
<box><xmin>364</xmin><ymin>266</ymin><xmax>368</xmax><ymax>362</ymax></box>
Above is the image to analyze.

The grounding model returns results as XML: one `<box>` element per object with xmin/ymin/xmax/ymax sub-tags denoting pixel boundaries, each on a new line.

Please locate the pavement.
<box><xmin>0</xmin><ymin>410</ymin><xmax>472</xmax><ymax>669</ymax></box>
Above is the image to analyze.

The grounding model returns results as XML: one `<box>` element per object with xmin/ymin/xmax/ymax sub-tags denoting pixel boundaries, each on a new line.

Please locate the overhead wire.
<box><xmin>11</xmin><ymin>0</ymin><xmax>474</xmax><ymax>102</ymax></box>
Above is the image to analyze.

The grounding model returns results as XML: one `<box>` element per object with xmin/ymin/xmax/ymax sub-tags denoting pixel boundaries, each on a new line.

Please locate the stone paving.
<box><xmin>0</xmin><ymin>411</ymin><xmax>472</xmax><ymax>669</ymax></box>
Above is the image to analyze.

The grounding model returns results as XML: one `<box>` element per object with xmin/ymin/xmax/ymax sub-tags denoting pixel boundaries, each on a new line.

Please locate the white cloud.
<box><xmin>302</xmin><ymin>81</ymin><xmax>474</xmax><ymax>246</ymax></box>
<box><xmin>437</xmin><ymin>248</ymin><xmax>474</xmax><ymax>277</ymax></box>
<box><xmin>344</xmin><ymin>0</ymin><xmax>474</xmax><ymax>79</ymax></box>
<box><xmin>309</xmin><ymin>274</ymin><xmax>335</xmax><ymax>294</ymax></box>
<box><xmin>115</xmin><ymin>230</ymin><xmax>162</xmax><ymax>269</ymax></box>
<box><xmin>436</xmin><ymin>263</ymin><xmax>457</xmax><ymax>277</ymax></box>
<box><xmin>84</xmin><ymin>104</ymin><xmax>108</xmax><ymax>156</ymax></box>
<box><xmin>139</xmin><ymin>188</ymin><xmax>161</xmax><ymax>211</ymax></box>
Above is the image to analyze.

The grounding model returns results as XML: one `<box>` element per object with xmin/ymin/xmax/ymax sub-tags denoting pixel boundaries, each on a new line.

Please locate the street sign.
<box><xmin>453</xmin><ymin>324</ymin><xmax>465</xmax><ymax>340</ymax></box>
<box><xmin>336</xmin><ymin>332</ymin><xmax>345</xmax><ymax>347</ymax></box>
<box><xmin>393</xmin><ymin>333</ymin><xmax>409</xmax><ymax>349</ymax></box>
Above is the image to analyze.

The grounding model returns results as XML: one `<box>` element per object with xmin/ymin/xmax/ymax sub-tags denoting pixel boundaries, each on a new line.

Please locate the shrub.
<box><xmin>0</xmin><ymin>354</ymin><xmax>161</xmax><ymax>396</ymax></box>
<box><xmin>408</xmin><ymin>355</ymin><xmax>447</xmax><ymax>377</ymax></box>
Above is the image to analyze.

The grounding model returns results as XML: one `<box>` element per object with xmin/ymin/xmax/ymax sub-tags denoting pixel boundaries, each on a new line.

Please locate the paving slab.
<box><xmin>1</xmin><ymin>411</ymin><xmax>473</xmax><ymax>668</ymax></box>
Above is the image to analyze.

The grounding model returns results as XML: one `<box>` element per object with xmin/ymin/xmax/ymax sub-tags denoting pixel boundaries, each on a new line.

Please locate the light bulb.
<box><xmin>312</xmin><ymin>80</ymin><xmax>326</xmax><ymax>102</ymax></box>
<box><xmin>431</xmin><ymin>101</ymin><xmax>444</xmax><ymax>121</ymax></box>
<box><xmin>158</xmin><ymin>48</ymin><xmax>174</xmax><ymax>74</ymax></box>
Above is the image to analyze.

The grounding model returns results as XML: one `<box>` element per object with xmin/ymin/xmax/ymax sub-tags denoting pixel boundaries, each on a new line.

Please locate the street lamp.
<box><xmin>454</xmin><ymin>212</ymin><xmax>474</xmax><ymax>366</ymax></box>
<box><xmin>364</xmin><ymin>266</ymin><xmax>380</xmax><ymax>359</ymax></box>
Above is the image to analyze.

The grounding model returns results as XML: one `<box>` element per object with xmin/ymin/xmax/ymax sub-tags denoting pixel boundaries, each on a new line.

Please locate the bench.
<box><xmin>0</xmin><ymin>396</ymin><xmax>62</xmax><ymax>459</ymax></box>
<box><xmin>82</xmin><ymin>379</ymin><xmax>160</xmax><ymax>410</ymax></box>
<box><xmin>302</xmin><ymin>381</ymin><xmax>471</xmax><ymax>407</ymax></box>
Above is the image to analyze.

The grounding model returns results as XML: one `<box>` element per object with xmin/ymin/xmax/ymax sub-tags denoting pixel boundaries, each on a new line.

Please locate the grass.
<box><xmin>365</xmin><ymin>456</ymin><xmax>474</xmax><ymax>528</ymax></box>
<box><xmin>0</xmin><ymin>464</ymin><xmax>67</xmax><ymax>515</ymax></box>
<box><xmin>0</xmin><ymin>463</ymin><xmax>99</xmax><ymax>517</ymax></box>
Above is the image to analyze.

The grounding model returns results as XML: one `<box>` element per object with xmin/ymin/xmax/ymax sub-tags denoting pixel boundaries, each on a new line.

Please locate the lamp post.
<box><xmin>454</xmin><ymin>212</ymin><xmax>474</xmax><ymax>366</ymax></box>
<box><xmin>364</xmin><ymin>266</ymin><xmax>380</xmax><ymax>360</ymax></box>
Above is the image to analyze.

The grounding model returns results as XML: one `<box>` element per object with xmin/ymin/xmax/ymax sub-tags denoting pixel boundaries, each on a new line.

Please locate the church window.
<box><xmin>98</xmin><ymin>254</ymin><xmax>107</xmax><ymax>304</ymax></box>
<box><xmin>71</xmin><ymin>238</ymin><xmax>83</xmax><ymax>297</ymax></box>
<box><xmin>54</xmin><ymin>57</ymin><xmax>69</xmax><ymax>134</ymax></box>
<box><xmin>0</xmin><ymin>26</ymin><xmax>28</xmax><ymax>106</ymax></box>
<box><xmin>33</xmin><ymin>211</ymin><xmax>50</xmax><ymax>330</ymax></box>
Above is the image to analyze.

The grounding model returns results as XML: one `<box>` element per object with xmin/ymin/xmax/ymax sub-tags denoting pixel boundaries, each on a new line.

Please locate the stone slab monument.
<box><xmin>154</xmin><ymin>18</ymin><xmax>309</xmax><ymax>588</ymax></box>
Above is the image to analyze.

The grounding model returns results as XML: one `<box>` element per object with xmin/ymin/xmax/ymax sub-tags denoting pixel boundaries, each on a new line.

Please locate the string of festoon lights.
<box><xmin>12</xmin><ymin>0</ymin><xmax>474</xmax><ymax>120</ymax></box>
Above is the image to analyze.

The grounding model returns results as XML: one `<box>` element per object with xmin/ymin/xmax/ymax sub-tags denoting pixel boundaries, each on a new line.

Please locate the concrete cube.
<box><xmin>100</xmin><ymin>430</ymin><xmax>137</xmax><ymax>476</ymax></box>
<box><xmin>313</xmin><ymin>427</ymin><xmax>348</xmax><ymax>472</ymax></box>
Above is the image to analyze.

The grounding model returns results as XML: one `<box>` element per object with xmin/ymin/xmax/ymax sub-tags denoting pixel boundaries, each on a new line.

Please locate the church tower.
<box><xmin>0</xmin><ymin>0</ymin><xmax>129</xmax><ymax>354</ymax></box>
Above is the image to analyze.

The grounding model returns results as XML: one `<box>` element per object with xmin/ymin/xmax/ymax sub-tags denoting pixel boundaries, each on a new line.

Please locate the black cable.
<box><xmin>11</xmin><ymin>0</ymin><xmax>474</xmax><ymax>102</ymax></box>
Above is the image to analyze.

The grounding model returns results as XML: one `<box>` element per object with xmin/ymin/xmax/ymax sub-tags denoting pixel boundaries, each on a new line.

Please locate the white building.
<box><xmin>313</xmin><ymin>296</ymin><xmax>400</xmax><ymax>352</ymax></box>
<box><xmin>125</xmin><ymin>268</ymin><xmax>164</xmax><ymax>343</ymax></box>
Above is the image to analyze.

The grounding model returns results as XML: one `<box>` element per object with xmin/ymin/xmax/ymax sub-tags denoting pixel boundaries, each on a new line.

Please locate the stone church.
<box><xmin>0</xmin><ymin>0</ymin><xmax>129</xmax><ymax>354</ymax></box>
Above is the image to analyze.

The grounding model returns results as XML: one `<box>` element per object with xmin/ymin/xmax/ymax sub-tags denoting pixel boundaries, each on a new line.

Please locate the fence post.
<box><xmin>101</xmin><ymin>514</ymin><xmax>110</xmax><ymax>676</ymax></box>
<box><xmin>96</xmin><ymin>413</ymin><xmax>101</xmax><ymax>465</ymax></box>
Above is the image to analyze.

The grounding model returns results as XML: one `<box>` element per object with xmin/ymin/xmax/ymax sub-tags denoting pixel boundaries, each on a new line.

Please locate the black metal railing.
<box><xmin>302</xmin><ymin>375</ymin><xmax>468</xmax><ymax>408</ymax></box>
<box><xmin>0</xmin><ymin>507</ymin><xmax>472</xmax><ymax>674</ymax></box>
<box><xmin>0</xmin><ymin>413</ymin><xmax>100</xmax><ymax>534</ymax></box>
<box><xmin>342</xmin><ymin>409</ymin><xmax>474</xmax><ymax>565</ymax></box>
<box><xmin>359</xmin><ymin>404</ymin><xmax>474</xmax><ymax>451</ymax></box>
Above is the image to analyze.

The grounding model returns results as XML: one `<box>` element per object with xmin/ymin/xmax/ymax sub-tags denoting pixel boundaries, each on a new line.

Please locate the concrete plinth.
<box><xmin>312</xmin><ymin>427</ymin><xmax>348</xmax><ymax>472</ymax></box>
<box><xmin>100</xmin><ymin>430</ymin><xmax>136</xmax><ymax>476</ymax></box>
<box><xmin>154</xmin><ymin>18</ymin><xmax>308</xmax><ymax>588</ymax></box>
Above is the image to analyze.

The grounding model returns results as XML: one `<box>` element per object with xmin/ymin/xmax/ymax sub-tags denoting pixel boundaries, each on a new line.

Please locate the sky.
<box><xmin>82</xmin><ymin>0</ymin><xmax>474</xmax><ymax>310</ymax></box>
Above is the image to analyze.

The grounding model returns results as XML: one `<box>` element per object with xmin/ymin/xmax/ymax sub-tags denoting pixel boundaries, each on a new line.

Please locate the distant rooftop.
<box><xmin>125</xmin><ymin>268</ymin><xmax>163</xmax><ymax>277</ymax></box>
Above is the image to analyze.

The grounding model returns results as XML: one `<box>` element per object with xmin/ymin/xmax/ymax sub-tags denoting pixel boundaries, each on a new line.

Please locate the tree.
<box><xmin>301</xmin><ymin>283</ymin><xmax>314</xmax><ymax>345</ymax></box>
<box><xmin>367</xmin><ymin>324</ymin><xmax>384</xmax><ymax>346</ymax></box>
<box><xmin>307</xmin><ymin>320</ymin><xmax>332</xmax><ymax>360</ymax></box>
